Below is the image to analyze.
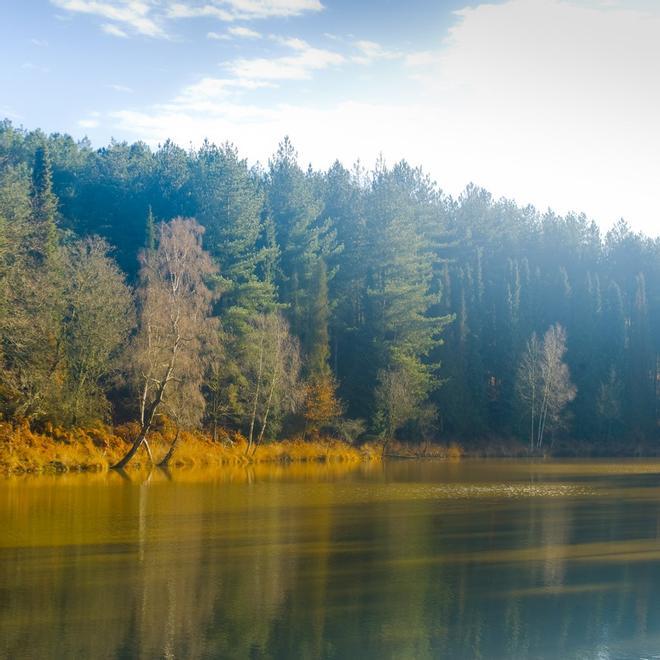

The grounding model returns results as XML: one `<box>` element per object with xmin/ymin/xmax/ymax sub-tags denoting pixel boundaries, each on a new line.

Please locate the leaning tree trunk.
<box><xmin>247</xmin><ymin>330</ymin><xmax>265</xmax><ymax>455</ymax></box>
<box><xmin>112</xmin><ymin>427</ymin><xmax>152</xmax><ymax>470</ymax></box>
<box><xmin>111</xmin><ymin>367</ymin><xmax>171</xmax><ymax>469</ymax></box>
<box><xmin>252</xmin><ymin>365</ymin><xmax>280</xmax><ymax>457</ymax></box>
<box><xmin>158</xmin><ymin>428</ymin><xmax>180</xmax><ymax>468</ymax></box>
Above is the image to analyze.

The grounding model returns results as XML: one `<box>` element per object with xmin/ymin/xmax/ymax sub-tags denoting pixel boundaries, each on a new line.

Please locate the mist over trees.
<box><xmin>0</xmin><ymin>119</ymin><xmax>659</xmax><ymax>453</ymax></box>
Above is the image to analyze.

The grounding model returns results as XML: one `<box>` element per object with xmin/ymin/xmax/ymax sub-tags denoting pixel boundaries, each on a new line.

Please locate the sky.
<box><xmin>1</xmin><ymin>0</ymin><xmax>659</xmax><ymax>237</ymax></box>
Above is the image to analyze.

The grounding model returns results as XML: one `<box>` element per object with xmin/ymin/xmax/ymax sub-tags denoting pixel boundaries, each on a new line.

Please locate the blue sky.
<box><xmin>2</xmin><ymin>0</ymin><xmax>659</xmax><ymax>236</ymax></box>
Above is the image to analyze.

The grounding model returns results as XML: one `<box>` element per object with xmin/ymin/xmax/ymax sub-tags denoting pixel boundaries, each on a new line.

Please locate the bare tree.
<box><xmin>112</xmin><ymin>218</ymin><xmax>217</xmax><ymax>469</ymax></box>
<box><xmin>375</xmin><ymin>364</ymin><xmax>419</xmax><ymax>455</ymax></box>
<box><xmin>516</xmin><ymin>333</ymin><xmax>542</xmax><ymax>450</ymax></box>
<box><xmin>244</xmin><ymin>312</ymin><xmax>302</xmax><ymax>456</ymax></box>
<box><xmin>516</xmin><ymin>324</ymin><xmax>576</xmax><ymax>450</ymax></box>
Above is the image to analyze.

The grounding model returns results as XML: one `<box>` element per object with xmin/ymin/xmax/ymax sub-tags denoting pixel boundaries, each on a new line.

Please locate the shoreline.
<box><xmin>2</xmin><ymin>422</ymin><xmax>659</xmax><ymax>476</ymax></box>
<box><xmin>0</xmin><ymin>422</ymin><xmax>381</xmax><ymax>476</ymax></box>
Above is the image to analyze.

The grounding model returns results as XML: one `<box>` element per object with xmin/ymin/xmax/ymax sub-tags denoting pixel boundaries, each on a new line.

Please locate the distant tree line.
<box><xmin>0</xmin><ymin>120</ymin><xmax>658</xmax><ymax>457</ymax></box>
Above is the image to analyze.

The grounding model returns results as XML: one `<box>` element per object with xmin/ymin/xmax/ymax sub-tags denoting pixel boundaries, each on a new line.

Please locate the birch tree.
<box><xmin>516</xmin><ymin>324</ymin><xmax>576</xmax><ymax>450</ymax></box>
<box><xmin>113</xmin><ymin>218</ymin><xmax>217</xmax><ymax>469</ymax></box>
<box><xmin>244</xmin><ymin>312</ymin><xmax>302</xmax><ymax>455</ymax></box>
<box><xmin>516</xmin><ymin>333</ymin><xmax>542</xmax><ymax>450</ymax></box>
<box><xmin>375</xmin><ymin>362</ymin><xmax>420</xmax><ymax>455</ymax></box>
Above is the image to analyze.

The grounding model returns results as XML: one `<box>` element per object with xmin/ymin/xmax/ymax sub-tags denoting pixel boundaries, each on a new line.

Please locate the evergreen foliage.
<box><xmin>0</xmin><ymin>120</ymin><xmax>658</xmax><ymax>451</ymax></box>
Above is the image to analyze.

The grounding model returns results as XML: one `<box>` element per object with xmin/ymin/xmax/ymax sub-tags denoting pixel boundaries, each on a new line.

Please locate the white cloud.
<box><xmin>79</xmin><ymin>118</ymin><xmax>100</xmax><ymax>128</ymax></box>
<box><xmin>166</xmin><ymin>3</ymin><xmax>233</xmax><ymax>21</ymax></box>
<box><xmin>228</xmin><ymin>26</ymin><xmax>261</xmax><ymax>38</ymax></box>
<box><xmin>107</xmin><ymin>83</ymin><xmax>134</xmax><ymax>92</ymax></box>
<box><xmin>21</xmin><ymin>62</ymin><xmax>50</xmax><ymax>73</ymax></box>
<box><xmin>217</xmin><ymin>0</ymin><xmax>323</xmax><ymax>19</ymax></box>
<box><xmin>102</xmin><ymin>22</ymin><xmax>129</xmax><ymax>37</ymax></box>
<box><xmin>50</xmin><ymin>0</ymin><xmax>166</xmax><ymax>37</ymax></box>
<box><xmin>105</xmin><ymin>0</ymin><xmax>660</xmax><ymax>235</ymax></box>
<box><xmin>423</xmin><ymin>0</ymin><xmax>660</xmax><ymax>234</ymax></box>
<box><xmin>270</xmin><ymin>36</ymin><xmax>307</xmax><ymax>50</ymax></box>
<box><xmin>227</xmin><ymin>38</ymin><xmax>344</xmax><ymax>81</ymax></box>
<box><xmin>51</xmin><ymin>0</ymin><xmax>324</xmax><ymax>38</ymax></box>
<box><xmin>403</xmin><ymin>50</ymin><xmax>438</xmax><ymax>68</ymax></box>
<box><xmin>30</xmin><ymin>38</ymin><xmax>49</xmax><ymax>47</ymax></box>
<box><xmin>168</xmin><ymin>76</ymin><xmax>274</xmax><ymax>112</ymax></box>
<box><xmin>207</xmin><ymin>31</ymin><xmax>230</xmax><ymax>40</ymax></box>
<box><xmin>352</xmin><ymin>40</ymin><xmax>399</xmax><ymax>65</ymax></box>
<box><xmin>168</xmin><ymin>0</ymin><xmax>323</xmax><ymax>20</ymax></box>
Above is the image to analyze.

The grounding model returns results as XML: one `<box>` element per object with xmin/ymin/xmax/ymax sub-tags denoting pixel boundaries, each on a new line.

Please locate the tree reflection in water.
<box><xmin>2</xmin><ymin>460</ymin><xmax>660</xmax><ymax>659</ymax></box>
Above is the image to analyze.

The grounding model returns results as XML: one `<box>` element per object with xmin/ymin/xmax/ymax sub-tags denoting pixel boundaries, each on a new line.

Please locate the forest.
<box><xmin>0</xmin><ymin>119</ymin><xmax>658</xmax><ymax>463</ymax></box>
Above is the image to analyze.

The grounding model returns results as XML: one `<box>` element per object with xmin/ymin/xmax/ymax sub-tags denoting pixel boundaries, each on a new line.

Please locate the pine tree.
<box><xmin>192</xmin><ymin>142</ymin><xmax>278</xmax><ymax>431</ymax></box>
<box><xmin>321</xmin><ymin>161</ymin><xmax>369</xmax><ymax>417</ymax></box>
<box><xmin>363</xmin><ymin>161</ymin><xmax>451</xmax><ymax>433</ymax></box>
<box><xmin>30</xmin><ymin>145</ymin><xmax>58</xmax><ymax>261</ymax></box>
<box><xmin>145</xmin><ymin>205</ymin><xmax>156</xmax><ymax>251</ymax></box>
<box><xmin>628</xmin><ymin>273</ymin><xmax>655</xmax><ymax>436</ymax></box>
<box><xmin>303</xmin><ymin>259</ymin><xmax>342</xmax><ymax>437</ymax></box>
<box><xmin>267</xmin><ymin>137</ymin><xmax>336</xmax><ymax>348</ymax></box>
<box><xmin>307</xmin><ymin>258</ymin><xmax>331</xmax><ymax>378</ymax></box>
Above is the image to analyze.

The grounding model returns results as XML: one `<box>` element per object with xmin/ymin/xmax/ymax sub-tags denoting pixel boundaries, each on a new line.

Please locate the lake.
<box><xmin>2</xmin><ymin>459</ymin><xmax>660</xmax><ymax>659</ymax></box>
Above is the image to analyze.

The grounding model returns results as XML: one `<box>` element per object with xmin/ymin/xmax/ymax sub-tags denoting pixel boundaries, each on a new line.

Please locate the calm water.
<box><xmin>3</xmin><ymin>460</ymin><xmax>660</xmax><ymax>659</ymax></box>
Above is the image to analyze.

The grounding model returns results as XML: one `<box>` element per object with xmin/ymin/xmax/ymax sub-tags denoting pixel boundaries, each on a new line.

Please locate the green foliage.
<box><xmin>1</xmin><ymin>119</ymin><xmax>659</xmax><ymax>448</ymax></box>
<box><xmin>60</xmin><ymin>238</ymin><xmax>135</xmax><ymax>425</ymax></box>
<box><xmin>0</xmin><ymin>158</ymin><xmax>132</xmax><ymax>425</ymax></box>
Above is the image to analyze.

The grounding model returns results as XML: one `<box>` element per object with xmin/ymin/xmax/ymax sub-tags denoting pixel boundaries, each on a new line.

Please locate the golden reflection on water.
<box><xmin>3</xmin><ymin>459</ymin><xmax>660</xmax><ymax>659</ymax></box>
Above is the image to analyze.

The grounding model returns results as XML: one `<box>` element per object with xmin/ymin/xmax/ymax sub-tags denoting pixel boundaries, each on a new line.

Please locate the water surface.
<box><xmin>3</xmin><ymin>459</ymin><xmax>660</xmax><ymax>659</ymax></box>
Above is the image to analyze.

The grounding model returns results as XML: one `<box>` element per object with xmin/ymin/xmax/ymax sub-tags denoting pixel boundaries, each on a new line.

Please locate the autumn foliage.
<box><xmin>303</xmin><ymin>374</ymin><xmax>343</xmax><ymax>439</ymax></box>
<box><xmin>0</xmin><ymin>419</ymin><xmax>379</xmax><ymax>475</ymax></box>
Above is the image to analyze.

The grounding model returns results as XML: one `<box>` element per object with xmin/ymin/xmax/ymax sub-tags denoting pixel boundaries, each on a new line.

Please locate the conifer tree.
<box><xmin>145</xmin><ymin>205</ymin><xmax>156</xmax><ymax>251</ymax></box>
<box><xmin>267</xmin><ymin>137</ymin><xmax>336</xmax><ymax>349</ymax></box>
<box><xmin>364</xmin><ymin>162</ymin><xmax>451</xmax><ymax>435</ymax></box>
<box><xmin>303</xmin><ymin>259</ymin><xmax>342</xmax><ymax>437</ymax></box>
<box><xmin>30</xmin><ymin>145</ymin><xmax>58</xmax><ymax>261</ymax></box>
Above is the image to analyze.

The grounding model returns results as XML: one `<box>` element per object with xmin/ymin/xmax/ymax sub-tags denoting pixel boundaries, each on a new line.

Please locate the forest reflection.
<box><xmin>3</xmin><ymin>460</ymin><xmax>660</xmax><ymax>659</ymax></box>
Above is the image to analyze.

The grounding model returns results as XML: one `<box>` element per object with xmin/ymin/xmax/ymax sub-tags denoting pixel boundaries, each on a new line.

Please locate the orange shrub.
<box><xmin>0</xmin><ymin>421</ymin><xmax>379</xmax><ymax>475</ymax></box>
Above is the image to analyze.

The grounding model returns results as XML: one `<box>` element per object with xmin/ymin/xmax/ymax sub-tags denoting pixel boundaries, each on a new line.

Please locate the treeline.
<box><xmin>0</xmin><ymin>119</ymin><xmax>658</xmax><ymax>453</ymax></box>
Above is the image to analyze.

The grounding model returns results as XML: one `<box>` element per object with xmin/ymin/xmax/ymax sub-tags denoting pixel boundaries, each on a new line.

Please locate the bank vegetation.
<box><xmin>0</xmin><ymin>121</ymin><xmax>658</xmax><ymax>471</ymax></box>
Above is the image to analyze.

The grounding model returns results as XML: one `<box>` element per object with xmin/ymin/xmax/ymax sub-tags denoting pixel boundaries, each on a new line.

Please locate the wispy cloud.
<box><xmin>165</xmin><ymin>3</ymin><xmax>233</xmax><ymax>21</ymax></box>
<box><xmin>107</xmin><ymin>83</ymin><xmax>134</xmax><ymax>92</ymax></box>
<box><xmin>50</xmin><ymin>0</ymin><xmax>166</xmax><ymax>38</ymax></box>
<box><xmin>207</xmin><ymin>31</ymin><xmax>230</xmax><ymax>40</ymax></box>
<box><xmin>223</xmin><ymin>0</ymin><xmax>323</xmax><ymax>19</ymax></box>
<box><xmin>228</xmin><ymin>25</ymin><xmax>261</xmax><ymax>38</ymax></box>
<box><xmin>168</xmin><ymin>76</ymin><xmax>274</xmax><ymax>113</ymax></box>
<box><xmin>50</xmin><ymin>0</ymin><xmax>324</xmax><ymax>38</ymax></box>
<box><xmin>78</xmin><ymin>117</ymin><xmax>100</xmax><ymax>128</ymax></box>
<box><xmin>21</xmin><ymin>61</ymin><xmax>50</xmax><ymax>73</ymax></box>
<box><xmin>351</xmin><ymin>40</ymin><xmax>399</xmax><ymax>65</ymax></box>
<box><xmin>102</xmin><ymin>22</ymin><xmax>129</xmax><ymax>37</ymax></box>
<box><xmin>30</xmin><ymin>38</ymin><xmax>49</xmax><ymax>47</ymax></box>
<box><xmin>227</xmin><ymin>37</ymin><xmax>344</xmax><ymax>81</ymax></box>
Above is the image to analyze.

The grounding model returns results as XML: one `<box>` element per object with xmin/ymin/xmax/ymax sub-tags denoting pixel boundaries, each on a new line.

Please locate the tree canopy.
<box><xmin>0</xmin><ymin>119</ymin><xmax>658</xmax><ymax>452</ymax></box>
